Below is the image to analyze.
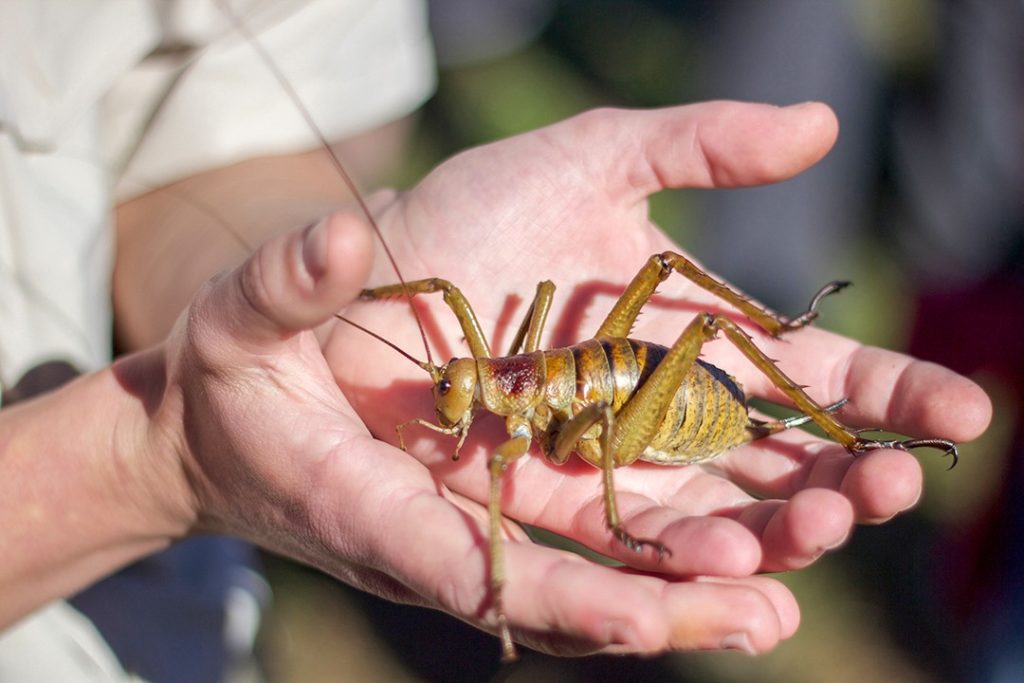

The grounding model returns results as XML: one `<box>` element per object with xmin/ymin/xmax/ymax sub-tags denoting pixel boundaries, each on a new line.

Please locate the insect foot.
<box><xmin>611</xmin><ymin>526</ymin><xmax>673</xmax><ymax>560</ymax></box>
<box><xmin>849</xmin><ymin>432</ymin><xmax>960</xmax><ymax>470</ymax></box>
<box><xmin>777</xmin><ymin>280</ymin><xmax>853</xmax><ymax>335</ymax></box>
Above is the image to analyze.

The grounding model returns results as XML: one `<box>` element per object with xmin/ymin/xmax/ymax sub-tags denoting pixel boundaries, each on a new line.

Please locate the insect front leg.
<box><xmin>394</xmin><ymin>417</ymin><xmax>469</xmax><ymax>455</ymax></box>
<box><xmin>362</xmin><ymin>279</ymin><xmax>492</xmax><ymax>358</ymax></box>
<box><xmin>596</xmin><ymin>251</ymin><xmax>848</xmax><ymax>339</ymax></box>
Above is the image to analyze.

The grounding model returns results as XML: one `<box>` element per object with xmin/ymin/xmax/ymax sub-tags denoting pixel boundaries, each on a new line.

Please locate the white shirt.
<box><xmin>0</xmin><ymin>0</ymin><xmax>435</xmax><ymax>392</ymax></box>
<box><xmin>0</xmin><ymin>1</ymin><xmax>434</xmax><ymax>679</ymax></box>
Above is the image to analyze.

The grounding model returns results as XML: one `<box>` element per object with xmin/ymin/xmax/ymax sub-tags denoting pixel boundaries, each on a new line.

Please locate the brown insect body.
<box><xmin>473</xmin><ymin>339</ymin><xmax>750</xmax><ymax>468</ymax></box>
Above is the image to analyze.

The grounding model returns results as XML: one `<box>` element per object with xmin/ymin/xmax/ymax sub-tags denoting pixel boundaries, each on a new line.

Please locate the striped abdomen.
<box><xmin>474</xmin><ymin>337</ymin><xmax>751</xmax><ymax>466</ymax></box>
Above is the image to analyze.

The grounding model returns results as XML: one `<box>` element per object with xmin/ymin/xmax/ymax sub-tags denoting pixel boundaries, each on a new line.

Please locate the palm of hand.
<box><xmin>323</xmin><ymin>104</ymin><xmax>920</xmax><ymax>579</ymax></box>
<box><xmin>175</xmin><ymin>102</ymin><xmax>989</xmax><ymax>657</ymax></box>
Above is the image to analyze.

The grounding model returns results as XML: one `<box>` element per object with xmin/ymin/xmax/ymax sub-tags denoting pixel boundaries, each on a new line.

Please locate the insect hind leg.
<box><xmin>550</xmin><ymin>402</ymin><xmax>670</xmax><ymax>558</ymax></box>
<box><xmin>712</xmin><ymin>316</ymin><xmax>959</xmax><ymax>463</ymax></box>
<box><xmin>596</xmin><ymin>251</ymin><xmax>848</xmax><ymax>339</ymax></box>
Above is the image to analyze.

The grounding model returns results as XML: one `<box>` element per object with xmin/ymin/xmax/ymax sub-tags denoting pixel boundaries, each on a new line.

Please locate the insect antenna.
<box><xmin>334</xmin><ymin>314</ymin><xmax>438</xmax><ymax>379</ymax></box>
<box><xmin>215</xmin><ymin>0</ymin><xmax>435</xmax><ymax>368</ymax></box>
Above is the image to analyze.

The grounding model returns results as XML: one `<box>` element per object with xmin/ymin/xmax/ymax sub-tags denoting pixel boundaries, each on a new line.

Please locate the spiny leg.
<box><xmin>362</xmin><ymin>278</ymin><xmax>492</xmax><ymax>358</ymax></box>
<box><xmin>846</xmin><ymin>432</ymin><xmax>959</xmax><ymax>469</ymax></box>
<box><xmin>506</xmin><ymin>280</ymin><xmax>556</xmax><ymax>355</ymax></box>
<box><xmin>606</xmin><ymin>312</ymin><xmax>956</xmax><ymax>467</ymax></box>
<box><xmin>711</xmin><ymin>315</ymin><xmax>958</xmax><ymax>462</ymax></box>
<box><xmin>489</xmin><ymin>417</ymin><xmax>532</xmax><ymax>662</ymax></box>
<box><xmin>609</xmin><ymin>314</ymin><xmax>720</xmax><ymax>464</ymax></box>
<box><xmin>596</xmin><ymin>251</ymin><xmax>848</xmax><ymax>339</ymax></box>
<box><xmin>550</xmin><ymin>403</ymin><xmax>669</xmax><ymax>557</ymax></box>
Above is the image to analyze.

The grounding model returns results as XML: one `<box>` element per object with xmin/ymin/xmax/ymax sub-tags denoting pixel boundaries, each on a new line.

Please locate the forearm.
<box><xmin>0</xmin><ymin>349</ymin><xmax>193</xmax><ymax>627</ymax></box>
<box><xmin>113</xmin><ymin>119</ymin><xmax>412</xmax><ymax>351</ymax></box>
<box><xmin>114</xmin><ymin>149</ymin><xmax>343</xmax><ymax>349</ymax></box>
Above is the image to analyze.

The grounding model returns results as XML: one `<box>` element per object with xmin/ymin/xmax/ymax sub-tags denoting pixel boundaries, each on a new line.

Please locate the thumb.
<box><xmin>566</xmin><ymin>101</ymin><xmax>839</xmax><ymax>197</ymax></box>
<box><xmin>201</xmin><ymin>210</ymin><xmax>375</xmax><ymax>350</ymax></box>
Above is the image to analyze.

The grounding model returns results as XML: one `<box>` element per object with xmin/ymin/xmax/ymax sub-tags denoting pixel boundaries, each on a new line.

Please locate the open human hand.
<box><xmin>148</xmin><ymin>206</ymin><xmax>804</xmax><ymax>658</ymax></box>
<box><xmin>324</xmin><ymin>101</ymin><xmax>991</xmax><ymax>583</ymax></box>
<box><xmin>155</xmin><ymin>101</ymin><xmax>990</xmax><ymax>660</ymax></box>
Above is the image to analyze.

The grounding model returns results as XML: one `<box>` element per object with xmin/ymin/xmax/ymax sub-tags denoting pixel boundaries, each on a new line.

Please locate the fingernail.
<box><xmin>302</xmin><ymin>218</ymin><xmax>329</xmax><ymax>281</ymax></box>
<box><xmin>721</xmin><ymin>631</ymin><xmax>756</xmax><ymax>655</ymax></box>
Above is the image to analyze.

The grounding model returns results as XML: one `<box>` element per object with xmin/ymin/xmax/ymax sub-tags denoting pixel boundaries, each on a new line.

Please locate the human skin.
<box><xmin>1</xmin><ymin>101</ymin><xmax>991</xmax><ymax>658</ymax></box>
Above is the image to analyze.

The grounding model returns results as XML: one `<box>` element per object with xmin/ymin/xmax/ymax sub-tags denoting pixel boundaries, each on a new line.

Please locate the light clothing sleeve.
<box><xmin>0</xmin><ymin>0</ymin><xmax>434</xmax><ymax>391</ymax></box>
<box><xmin>0</xmin><ymin>2</ymin><xmax>434</xmax><ymax>679</ymax></box>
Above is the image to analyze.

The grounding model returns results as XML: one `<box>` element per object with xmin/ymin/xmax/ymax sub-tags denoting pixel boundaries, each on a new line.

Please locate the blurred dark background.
<box><xmin>256</xmin><ymin>1</ymin><xmax>1023</xmax><ymax>682</ymax></box>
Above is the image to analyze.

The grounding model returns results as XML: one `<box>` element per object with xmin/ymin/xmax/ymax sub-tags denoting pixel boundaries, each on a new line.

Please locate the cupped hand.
<box><xmin>325</xmin><ymin>101</ymin><xmax>992</xmax><ymax>580</ymax></box>
<box><xmin>155</xmin><ymin>207</ymin><xmax>798</xmax><ymax>658</ymax></box>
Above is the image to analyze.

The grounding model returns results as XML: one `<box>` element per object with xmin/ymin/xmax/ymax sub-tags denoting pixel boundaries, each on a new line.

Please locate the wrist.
<box><xmin>0</xmin><ymin>348</ymin><xmax>196</xmax><ymax>626</ymax></box>
<box><xmin>108</xmin><ymin>346</ymin><xmax>200</xmax><ymax>538</ymax></box>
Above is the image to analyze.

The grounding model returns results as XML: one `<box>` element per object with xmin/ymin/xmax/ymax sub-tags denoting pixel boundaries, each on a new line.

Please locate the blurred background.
<box><xmin>251</xmin><ymin>1</ymin><xmax>1023</xmax><ymax>681</ymax></box>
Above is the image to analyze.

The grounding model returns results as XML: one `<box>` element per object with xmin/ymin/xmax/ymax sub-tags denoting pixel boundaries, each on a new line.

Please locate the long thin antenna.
<box><xmin>161</xmin><ymin>167</ymin><xmax>431</xmax><ymax>373</ymax></box>
<box><xmin>334</xmin><ymin>314</ymin><xmax>433</xmax><ymax>373</ymax></box>
<box><xmin>215</xmin><ymin>0</ymin><xmax>435</xmax><ymax>366</ymax></box>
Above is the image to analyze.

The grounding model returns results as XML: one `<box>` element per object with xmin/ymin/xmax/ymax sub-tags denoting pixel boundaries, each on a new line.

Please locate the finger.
<box><xmin>202</xmin><ymin>210</ymin><xmax>374</xmax><ymax>351</ymax></box>
<box><xmin>696</xmin><ymin>575</ymin><xmax>801</xmax><ymax>640</ymax></box>
<box><xmin>563</xmin><ymin>101</ymin><xmax>838</xmax><ymax>197</ymax></box>
<box><xmin>434</xmin><ymin>450</ymin><xmax>766</xmax><ymax>578</ymax></box>
<box><xmin>724</xmin><ymin>487</ymin><xmax>854</xmax><ymax>571</ymax></box>
<box><xmin>443</xmin><ymin>428</ymin><xmax>887</xmax><ymax>577</ymax></box>
<box><xmin>570</xmin><ymin>469</ymin><xmax>854</xmax><ymax>574</ymax></box>
<box><xmin>336</xmin><ymin>444</ymin><xmax>792</xmax><ymax>657</ymax></box>
<box><xmin>837</xmin><ymin>448</ymin><xmax>925</xmax><ymax>523</ymax></box>
<box><xmin>713</xmin><ymin>431</ymin><xmax>925</xmax><ymax>524</ymax></box>
<box><xmin>715</xmin><ymin>329</ymin><xmax>992</xmax><ymax>444</ymax></box>
<box><xmin>569</xmin><ymin>491</ymin><xmax>764</xmax><ymax>577</ymax></box>
<box><xmin>497</xmin><ymin>545</ymin><xmax>793</xmax><ymax>656</ymax></box>
<box><xmin>837</xmin><ymin>344</ymin><xmax>991</xmax><ymax>444</ymax></box>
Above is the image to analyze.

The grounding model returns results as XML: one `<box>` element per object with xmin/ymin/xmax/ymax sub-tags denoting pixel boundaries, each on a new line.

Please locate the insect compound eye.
<box><xmin>438</xmin><ymin>379</ymin><xmax>452</xmax><ymax>395</ymax></box>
